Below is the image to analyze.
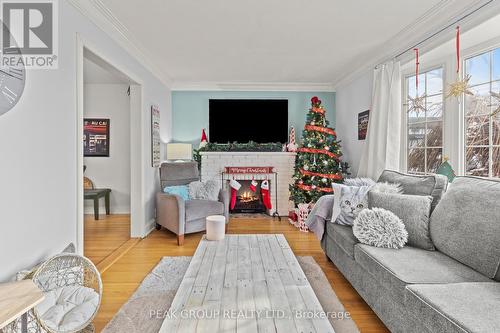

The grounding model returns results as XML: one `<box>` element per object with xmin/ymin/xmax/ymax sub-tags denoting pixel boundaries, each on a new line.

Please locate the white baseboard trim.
<box><xmin>143</xmin><ymin>218</ymin><xmax>156</xmax><ymax>238</ymax></box>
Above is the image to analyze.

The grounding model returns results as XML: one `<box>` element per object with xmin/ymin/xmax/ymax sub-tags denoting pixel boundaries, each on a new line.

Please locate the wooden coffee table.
<box><xmin>160</xmin><ymin>234</ymin><xmax>334</xmax><ymax>333</ymax></box>
<box><xmin>0</xmin><ymin>280</ymin><xmax>44</xmax><ymax>332</ymax></box>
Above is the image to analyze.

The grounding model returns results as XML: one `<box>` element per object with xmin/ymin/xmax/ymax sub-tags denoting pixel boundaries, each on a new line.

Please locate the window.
<box><xmin>404</xmin><ymin>68</ymin><xmax>444</xmax><ymax>174</ymax></box>
<box><xmin>464</xmin><ymin>47</ymin><xmax>500</xmax><ymax>178</ymax></box>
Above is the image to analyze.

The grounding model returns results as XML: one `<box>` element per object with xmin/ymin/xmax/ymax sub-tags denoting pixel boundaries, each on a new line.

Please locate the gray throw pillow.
<box><xmin>368</xmin><ymin>191</ymin><xmax>434</xmax><ymax>250</ymax></box>
<box><xmin>188</xmin><ymin>180</ymin><xmax>220</xmax><ymax>201</ymax></box>
<box><xmin>377</xmin><ymin>170</ymin><xmax>448</xmax><ymax>211</ymax></box>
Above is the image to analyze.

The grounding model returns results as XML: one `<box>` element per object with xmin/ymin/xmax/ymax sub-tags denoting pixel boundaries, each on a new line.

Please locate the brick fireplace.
<box><xmin>199</xmin><ymin>152</ymin><xmax>296</xmax><ymax>216</ymax></box>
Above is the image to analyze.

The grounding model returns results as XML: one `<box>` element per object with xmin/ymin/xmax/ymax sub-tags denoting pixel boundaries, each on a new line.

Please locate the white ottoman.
<box><xmin>206</xmin><ymin>215</ymin><xmax>226</xmax><ymax>241</ymax></box>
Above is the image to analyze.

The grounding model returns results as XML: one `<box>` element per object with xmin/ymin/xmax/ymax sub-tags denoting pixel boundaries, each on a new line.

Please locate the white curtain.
<box><xmin>357</xmin><ymin>60</ymin><xmax>402</xmax><ymax>179</ymax></box>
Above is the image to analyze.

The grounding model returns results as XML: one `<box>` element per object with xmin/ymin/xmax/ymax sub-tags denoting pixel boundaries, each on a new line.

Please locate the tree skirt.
<box><xmin>102</xmin><ymin>256</ymin><xmax>359</xmax><ymax>333</ymax></box>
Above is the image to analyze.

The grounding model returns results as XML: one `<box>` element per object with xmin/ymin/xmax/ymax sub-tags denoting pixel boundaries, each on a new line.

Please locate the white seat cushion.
<box><xmin>35</xmin><ymin>285</ymin><xmax>99</xmax><ymax>331</ymax></box>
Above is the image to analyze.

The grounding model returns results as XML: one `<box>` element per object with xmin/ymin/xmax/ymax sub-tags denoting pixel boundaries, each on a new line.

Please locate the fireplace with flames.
<box><xmin>230</xmin><ymin>180</ymin><xmax>267</xmax><ymax>213</ymax></box>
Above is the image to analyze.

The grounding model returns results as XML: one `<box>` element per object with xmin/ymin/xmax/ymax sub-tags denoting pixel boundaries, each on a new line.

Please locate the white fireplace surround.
<box><xmin>199</xmin><ymin>152</ymin><xmax>296</xmax><ymax>216</ymax></box>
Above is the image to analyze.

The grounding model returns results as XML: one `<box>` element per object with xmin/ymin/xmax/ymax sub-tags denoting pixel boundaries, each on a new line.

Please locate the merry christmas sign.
<box><xmin>224</xmin><ymin>167</ymin><xmax>275</xmax><ymax>174</ymax></box>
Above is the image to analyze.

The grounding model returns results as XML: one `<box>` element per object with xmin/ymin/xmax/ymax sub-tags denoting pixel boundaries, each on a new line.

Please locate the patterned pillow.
<box><xmin>331</xmin><ymin>183</ymin><xmax>372</xmax><ymax>225</ymax></box>
<box><xmin>331</xmin><ymin>181</ymin><xmax>402</xmax><ymax>226</ymax></box>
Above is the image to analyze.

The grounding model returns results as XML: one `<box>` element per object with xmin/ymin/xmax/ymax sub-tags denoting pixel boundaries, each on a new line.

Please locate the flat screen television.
<box><xmin>209</xmin><ymin>99</ymin><xmax>288</xmax><ymax>143</ymax></box>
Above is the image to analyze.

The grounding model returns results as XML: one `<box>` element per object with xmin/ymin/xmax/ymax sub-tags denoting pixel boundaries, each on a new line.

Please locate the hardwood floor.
<box><xmin>84</xmin><ymin>214</ymin><xmax>131</xmax><ymax>265</ymax></box>
<box><xmin>91</xmin><ymin>216</ymin><xmax>389</xmax><ymax>333</ymax></box>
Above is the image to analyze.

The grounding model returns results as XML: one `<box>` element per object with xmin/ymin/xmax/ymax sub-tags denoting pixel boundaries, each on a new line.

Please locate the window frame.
<box><xmin>401</xmin><ymin>36</ymin><xmax>500</xmax><ymax>180</ymax></box>
<box><xmin>462</xmin><ymin>43</ymin><xmax>500</xmax><ymax>179</ymax></box>
<box><xmin>402</xmin><ymin>64</ymin><xmax>446</xmax><ymax>175</ymax></box>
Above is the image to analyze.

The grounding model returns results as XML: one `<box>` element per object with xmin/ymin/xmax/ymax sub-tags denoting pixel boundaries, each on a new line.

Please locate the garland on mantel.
<box><xmin>198</xmin><ymin>142</ymin><xmax>284</xmax><ymax>153</ymax></box>
<box><xmin>193</xmin><ymin>142</ymin><xmax>285</xmax><ymax>169</ymax></box>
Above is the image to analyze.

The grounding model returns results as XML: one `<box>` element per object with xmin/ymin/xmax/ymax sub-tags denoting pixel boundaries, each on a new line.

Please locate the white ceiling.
<box><xmin>79</xmin><ymin>0</ymin><xmax>498</xmax><ymax>88</ymax></box>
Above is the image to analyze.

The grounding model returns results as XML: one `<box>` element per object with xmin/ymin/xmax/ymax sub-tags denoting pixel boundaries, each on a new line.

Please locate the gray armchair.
<box><xmin>155</xmin><ymin>161</ymin><xmax>230</xmax><ymax>245</ymax></box>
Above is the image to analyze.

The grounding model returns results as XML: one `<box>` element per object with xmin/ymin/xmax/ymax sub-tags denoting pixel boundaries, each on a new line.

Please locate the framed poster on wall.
<box><xmin>84</xmin><ymin>118</ymin><xmax>110</xmax><ymax>157</ymax></box>
<box><xmin>358</xmin><ymin>110</ymin><xmax>369</xmax><ymax>140</ymax></box>
<box><xmin>151</xmin><ymin>105</ymin><xmax>161</xmax><ymax>167</ymax></box>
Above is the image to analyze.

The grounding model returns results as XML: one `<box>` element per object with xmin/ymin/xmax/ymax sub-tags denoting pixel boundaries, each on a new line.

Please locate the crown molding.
<box><xmin>333</xmin><ymin>0</ymin><xmax>500</xmax><ymax>89</ymax></box>
<box><xmin>171</xmin><ymin>81</ymin><xmax>335</xmax><ymax>92</ymax></box>
<box><xmin>67</xmin><ymin>0</ymin><xmax>173</xmax><ymax>87</ymax></box>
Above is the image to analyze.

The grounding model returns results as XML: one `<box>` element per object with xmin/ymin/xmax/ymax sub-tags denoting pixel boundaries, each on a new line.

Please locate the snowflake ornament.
<box><xmin>407</xmin><ymin>94</ymin><xmax>426</xmax><ymax>114</ymax></box>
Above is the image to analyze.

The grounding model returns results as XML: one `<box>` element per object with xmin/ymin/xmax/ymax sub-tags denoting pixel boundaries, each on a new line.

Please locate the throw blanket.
<box><xmin>305</xmin><ymin>195</ymin><xmax>335</xmax><ymax>240</ymax></box>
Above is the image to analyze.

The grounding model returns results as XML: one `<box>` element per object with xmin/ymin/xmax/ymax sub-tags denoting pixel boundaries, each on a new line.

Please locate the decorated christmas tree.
<box><xmin>290</xmin><ymin>96</ymin><xmax>344</xmax><ymax>205</ymax></box>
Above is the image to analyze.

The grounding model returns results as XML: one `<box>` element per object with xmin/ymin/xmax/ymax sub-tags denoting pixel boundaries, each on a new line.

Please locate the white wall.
<box><xmin>0</xmin><ymin>2</ymin><xmax>171</xmax><ymax>282</ymax></box>
<box><xmin>84</xmin><ymin>84</ymin><xmax>131</xmax><ymax>214</ymax></box>
<box><xmin>335</xmin><ymin>71</ymin><xmax>373</xmax><ymax>175</ymax></box>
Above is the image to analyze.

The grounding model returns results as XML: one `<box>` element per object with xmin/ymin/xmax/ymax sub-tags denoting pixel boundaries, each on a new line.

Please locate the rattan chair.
<box><xmin>3</xmin><ymin>254</ymin><xmax>102</xmax><ymax>333</ymax></box>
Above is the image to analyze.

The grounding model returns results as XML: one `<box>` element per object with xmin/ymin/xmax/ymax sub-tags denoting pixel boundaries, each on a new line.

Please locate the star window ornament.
<box><xmin>446</xmin><ymin>74</ymin><xmax>473</xmax><ymax>99</ymax></box>
<box><xmin>490</xmin><ymin>91</ymin><xmax>500</xmax><ymax>117</ymax></box>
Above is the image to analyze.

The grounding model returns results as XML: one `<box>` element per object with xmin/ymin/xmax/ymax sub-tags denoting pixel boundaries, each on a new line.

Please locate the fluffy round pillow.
<box><xmin>353</xmin><ymin>208</ymin><xmax>408</xmax><ymax>249</ymax></box>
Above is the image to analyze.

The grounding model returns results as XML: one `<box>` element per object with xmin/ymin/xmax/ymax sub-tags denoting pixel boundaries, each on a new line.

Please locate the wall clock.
<box><xmin>0</xmin><ymin>25</ymin><xmax>26</xmax><ymax>116</ymax></box>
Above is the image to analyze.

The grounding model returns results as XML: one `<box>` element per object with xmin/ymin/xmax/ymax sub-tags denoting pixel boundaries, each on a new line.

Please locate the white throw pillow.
<box><xmin>188</xmin><ymin>180</ymin><xmax>220</xmax><ymax>201</ymax></box>
<box><xmin>36</xmin><ymin>285</ymin><xmax>99</xmax><ymax>331</ymax></box>
<box><xmin>353</xmin><ymin>208</ymin><xmax>408</xmax><ymax>249</ymax></box>
<box><xmin>343</xmin><ymin>177</ymin><xmax>376</xmax><ymax>187</ymax></box>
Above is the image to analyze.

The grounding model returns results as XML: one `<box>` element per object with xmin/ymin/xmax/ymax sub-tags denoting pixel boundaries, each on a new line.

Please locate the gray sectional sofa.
<box><xmin>321</xmin><ymin>170</ymin><xmax>500</xmax><ymax>333</ymax></box>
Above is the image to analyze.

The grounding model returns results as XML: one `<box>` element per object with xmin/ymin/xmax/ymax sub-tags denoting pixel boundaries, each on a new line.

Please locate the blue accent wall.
<box><xmin>171</xmin><ymin>91</ymin><xmax>336</xmax><ymax>144</ymax></box>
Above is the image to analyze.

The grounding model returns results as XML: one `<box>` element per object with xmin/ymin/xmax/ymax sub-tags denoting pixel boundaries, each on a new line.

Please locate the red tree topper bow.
<box><xmin>311</xmin><ymin>96</ymin><xmax>321</xmax><ymax>106</ymax></box>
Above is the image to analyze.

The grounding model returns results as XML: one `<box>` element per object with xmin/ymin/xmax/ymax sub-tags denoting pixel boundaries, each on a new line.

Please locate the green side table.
<box><xmin>84</xmin><ymin>188</ymin><xmax>112</xmax><ymax>220</ymax></box>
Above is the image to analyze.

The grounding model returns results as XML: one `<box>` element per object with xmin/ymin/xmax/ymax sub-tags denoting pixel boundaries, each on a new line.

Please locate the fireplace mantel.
<box><xmin>199</xmin><ymin>151</ymin><xmax>296</xmax><ymax>216</ymax></box>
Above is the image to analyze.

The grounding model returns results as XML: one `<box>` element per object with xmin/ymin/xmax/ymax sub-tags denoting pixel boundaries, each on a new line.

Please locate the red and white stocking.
<box><xmin>250</xmin><ymin>179</ymin><xmax>258</xmax><ymax>192</ymax></box>
<box><xmin>229</xmin><ymin>179</ymin><xmax>241</xmax><ymax>210</ymax></box>
<box><xmin>261</xmin><ymin>180</ymin><xmax>272</xmax><ymax>210</ymax></box>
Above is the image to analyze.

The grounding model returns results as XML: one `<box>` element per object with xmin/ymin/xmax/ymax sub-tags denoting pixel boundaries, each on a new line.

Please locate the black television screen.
<box><xmin>209</xmin><ymin>99</ymin><xmax>288</xmax><ymax>143</ymax></box>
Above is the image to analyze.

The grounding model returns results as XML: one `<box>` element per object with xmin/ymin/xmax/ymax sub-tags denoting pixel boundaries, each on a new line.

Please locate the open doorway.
<box><xmin>79</xmin><ymin>47</ymin><xmax>142</xmax><ymax>267</ymax></box>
